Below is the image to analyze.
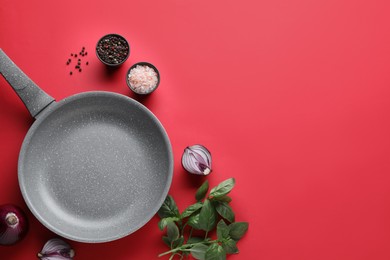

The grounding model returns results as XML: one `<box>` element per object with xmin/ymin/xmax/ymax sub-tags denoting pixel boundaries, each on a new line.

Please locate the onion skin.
<box><xmin>0</xmin><ymin>204</ymin><xmax>29</xmax><ymax>246</ymax></box>
<box><xmin>182</xmin><ymin>144</ymin><xmax>212</xmax><ymax>175</ymax></box>
<box><xmin>38</xmin><ymin>238</ymin><xmax>75</xmax><ymax>260</ymax></box>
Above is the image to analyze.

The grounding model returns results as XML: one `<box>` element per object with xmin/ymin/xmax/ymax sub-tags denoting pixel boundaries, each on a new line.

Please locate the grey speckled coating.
<box><xmin>0</xmin><ymin>49</ymin><xmax>173</xmax><ymax>243</ymax></box>
<box><xmin>0</xmin><ymin>49</ymin><xmax>55</xmax><ymax>118</ymax></box>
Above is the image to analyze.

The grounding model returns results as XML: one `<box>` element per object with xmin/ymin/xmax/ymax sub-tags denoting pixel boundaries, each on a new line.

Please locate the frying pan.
<box><xmin>0</xmin><ymin>49</ymin><xmax>173</xmax><ymax>243</ymax></box>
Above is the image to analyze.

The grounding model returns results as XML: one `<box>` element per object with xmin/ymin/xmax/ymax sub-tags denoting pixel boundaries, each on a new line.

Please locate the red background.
<box><xmin>1</xmin><ymin>0</ymin><xmax>390</xmax><ymax>259</ymax></box>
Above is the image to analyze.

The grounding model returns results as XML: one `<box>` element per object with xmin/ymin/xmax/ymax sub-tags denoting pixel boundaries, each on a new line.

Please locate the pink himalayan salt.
<box><xmin>128</xmin><ymin>65</ymin><xmax>158</xmax><ymax>94</ymax></box>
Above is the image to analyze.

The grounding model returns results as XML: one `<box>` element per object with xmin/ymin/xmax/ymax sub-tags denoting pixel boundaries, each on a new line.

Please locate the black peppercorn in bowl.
<box><xmin>96</xmin><ymin>34</ymin><xmax>130</xmax><ymax>66</ymax></box>
<box><xmin>126</xmin><ymin>62</ymin><xmax>160</xmax><ymax>95</ymax></box>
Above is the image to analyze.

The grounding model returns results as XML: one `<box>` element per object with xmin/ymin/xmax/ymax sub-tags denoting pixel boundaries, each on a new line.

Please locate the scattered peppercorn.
<box><xmin>66</xmin><ymin>46</ymin><xmax>89</xmax><ymax>76</ymax></box>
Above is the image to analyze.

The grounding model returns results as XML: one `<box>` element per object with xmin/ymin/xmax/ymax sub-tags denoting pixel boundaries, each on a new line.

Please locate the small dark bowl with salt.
<box><xmin>96</xmin><ymin>34</ymin><xmax>130</xmax><ymax>67</ymax></box>
<box><xmin>126</xmin><ymin>62</ymin><xmax>160</xmax><ymax>95</ymax></box>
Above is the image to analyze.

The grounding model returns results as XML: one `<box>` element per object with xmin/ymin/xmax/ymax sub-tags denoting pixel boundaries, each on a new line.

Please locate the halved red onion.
<box><xmin>182</xmin><ymin>144</ymin><xmax>212</xmax><ymax>175</ymax></box>
<box><xmin>37</xmin><ymin>238</ymin><xmax>75</xmax><ymax>260</ymax></box>
<box><xmin>0</xmin><ymin>204</ymin><xmax>29</xmax><ymax>245</ymax></box>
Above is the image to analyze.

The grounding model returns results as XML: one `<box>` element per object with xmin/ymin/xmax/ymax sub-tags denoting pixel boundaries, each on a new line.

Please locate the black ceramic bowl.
<box><xmin>126</xmin><ymin>62</ymin><xmax>160</xmax><ymax>95</ymax></box>
<box><xmin>96</xmin><ymin>34</ymin><xmax>130</xmax><ymax>66</ymax></box>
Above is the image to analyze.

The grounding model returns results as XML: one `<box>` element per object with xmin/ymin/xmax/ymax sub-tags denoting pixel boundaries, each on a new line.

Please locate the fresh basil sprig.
<box><xmin>157</xmin><ymin>178</ymin><xmax>249</xmax><ymax>260</ymax></box>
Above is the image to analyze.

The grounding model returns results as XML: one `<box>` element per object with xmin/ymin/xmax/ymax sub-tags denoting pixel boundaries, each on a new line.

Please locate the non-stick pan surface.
<box><xmin>0</xmin><ymin>50</ymin><xmax>173</xmax><ymax>242</ymax></box>
<box><xmin>20</xmin><ymin>92</ymin><xmax>173</xmax><ymax>242</ymax></box>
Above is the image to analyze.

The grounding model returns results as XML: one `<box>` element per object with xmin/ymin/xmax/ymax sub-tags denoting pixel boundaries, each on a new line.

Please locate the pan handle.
<box><xmin>0</xmin><ymin>49</ymin><xmax>55</xmax><ymax>119</ymax></box>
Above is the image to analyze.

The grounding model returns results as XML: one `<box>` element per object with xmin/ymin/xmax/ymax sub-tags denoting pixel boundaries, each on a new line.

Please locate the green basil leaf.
<box><xmin>190</xmin><ymin>243</ymin><xmax>209</xmax><ymax>260</ymax></box>
<box><xmin>216</xmin><ymin>219</ymin><xmax>229</xmax><ymax>241</ymax></box>
<box><xmin>158</xmin><ymin>217</ymin><xmax>180</xmax><ymax>230</ymax></box>
<box><xmin>222</xmin><ymin>238</ymin><xmax>238</xmax><ymax>254</ymax></box>
<box><xmin>188</xmin><ymin>212</ymin><xmax>202</xmax><ymax>230</ymax></box>
<box><xmin>205</xmin><ymin>244</ymin><xmax>226</xmax><ymax>260</ymax></box>
<box><xmin>211</xmin><ymin>195</ymin><xmax>232</xmax><ymax>203</ymax></box>
<box><xmin>158</xmin><ymin>195</ymin><xmax>180</xmax><ymax>218</ymax></box>
<box><xmin>215</xmin><ymin>202</ymin><xmax>235</xmax><ymax>223</ymax></box>
<box><xmin>187</xmin><ymin>236</ymin><xmax>204</xmax><ymax>244</ymax></box>
<box><xmin>171</xmin><ymin>236</ymin><xmax>184</xmax><ymax>249</ymax></box>
<box><xmin>181</xmin><ymin>202</ymin><xmax>203</xmax><ymax>218</ymax></box>
<box><xmin>162</xmin><ymin>236</ymin><xmax>171</xmax><ymax>247</ymax></box>
<box><xmin>229</xmin><ymin>222</ymin><xmax>249</xmax><ymax>241</ymax></box>
<box><xmin>195</xmin><ymin>180</ymin><xmax>209</xmax><ymax>201</ymax></box>
<box><xmin>167</xmin><ymin>222</ymin><xmax>180</xmax><ymax>241</ymax></box>
<box><xmin>209</xmin><ymin>178</ymin><xmax>235</xmax><ymax>198</ymax></box>
<box><xmin>199</xmin><ymin>199</ymin><xmax>217</xmax><ymax>232</ymax></box>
